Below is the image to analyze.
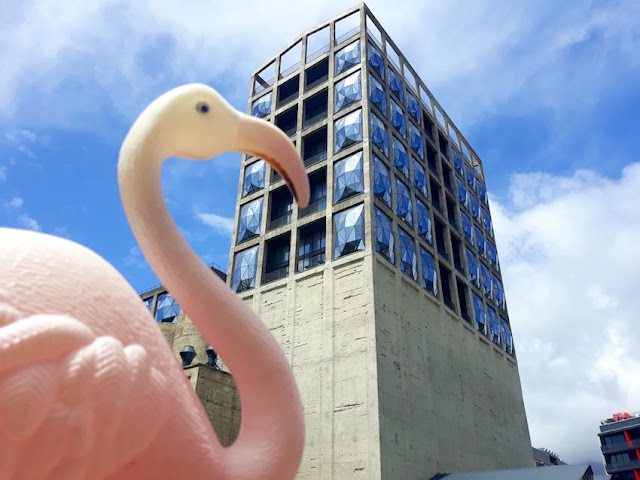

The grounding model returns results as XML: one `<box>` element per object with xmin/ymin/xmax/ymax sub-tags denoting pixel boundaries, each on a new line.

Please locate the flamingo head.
<box><xmin>120</xmin><ymin>83</ymin><xmax>310</xmax><ymax>207</ymax></box>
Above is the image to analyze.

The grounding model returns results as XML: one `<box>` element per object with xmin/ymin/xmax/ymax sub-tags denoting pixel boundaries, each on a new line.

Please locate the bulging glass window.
<box><xmin>334</xmin><ymin>108</ymin><xmax>363</xmax><ymax>153</ymax></box>
<box><xmin>481</xmin><ymin>208</ymin><xmax>493</xmax><ymax>237</ymax></box>
<box><xmin>474</xmin><ymin>227</ymin><xmax>485</xmax><ymax>257</ymax></box>
<box><xmin>487</xmin><ymin>306</ymin><xmax>501</xmax><ymax>345</ymax></box>
<box><xmin>370</xmin><ymin>112</ymin><xmax>389</xmax><ymax>156</ymax></box>
<box><xmin>155</xmin><ymin>292</ymin><xmax>180</xmax><ymax>323</ymax></box>
<box><xmin>413</xmin><ymin>159</ymin><xmax>427</xmax><ymax>198</ymax></box>
<box><xmin>252</xmin><ymin>92</ymin><xmax>272</xmax><ymax>118</ymax></box>
<box><xmin>472</xmin><ymin>292</ymin><xmax>487</xmax><ymax>335</ymax></box>
<box><xmin>465</xmin><ymin>165</ymin><xmax>475</xmax><ymax>189</ymax></box>
<box><xmin>333</xmin><ymin>203</ymin><xmax>365</xmax><ymax>259</ymax></box>
<box><xmin>461</xmin><ymin>212</ymin><xmax>473</xmax><ymax>243</ymax></box>
<box><xmin>374</xmin><ymin>206</ymin><xmax>394</xmax><ymax>263</ymax></box>
<box><xmin>415</xmin><ymin>198</ymin><xmax>432</xmax><ymax>244</ymax></box>
<box><xmin>390</xmin><ymin>99</ymin><xmax>406</xmax><ymax>138</ymax></box>
<box><xmin>388</xmin><ymin>68</ymin><xmax>404</xmax><ymax>102</ymax></box>
<box><xmin>453</xmin><ymin>149</ymin><xmax>464</xmax><ymax>175</ymax></box>
<box><xmin>406</xmin><ymin>92</ymin><xmax>420</xmax><ymax>124</ymax></box>
<box><xmin>398</xmin><ymin>227</ymin><xmax>417</xmax><ymax>280</ymax></box>
<box><xmin>486</xmin><ymin>241</ymin><xmax>499</xmax><ymax>270</ymax></box>
<box><xmin>334</xmin><ymin>151</ymin><xmax>364</xmax><ymax>203</ymax></box>
<box><xmin>232</xmin><ymin>245</ymin><xmax>259</xmax><ymax>292</ymax></box>
<box><xmin>465</xmin><ymin>246</ymin><xmax>479</xmax><ymax>286</ymax></box>
<box><xmin>395</xmin><ymin>177</ymin><xmax>412</xmax><ymax>227</ymax></box>
<box><xmin>476</xmin><ymin>180</ymin><xmax>488</xmax><ymax>205</ymax></box>
<box><xmin>480</xmin><ymin>262</ymin><xmax>492</xmax><ymax>298</ymax></box>
<box><xmin>456</xmin><ymin>178</ymin><xmax>467</xmax><ymax>206</ymax></box>
<box><xmin>335</xmin><ymin>70</ymin><xmax>362</xmax><ymax>112</ymax></box>
<box><xmin>367</xmin><ymin>42</ymin><xmax>385</xmax><ymax>79</ymax></box>
<box><xmin>237</xmin><ymin>198</ymin><xmax>263</xmax><ymax>243</ymax></box>
<box><xmin>469</xmin><ymin>194</ymin><xmax>480</xmax><ymax>220</ymax></box>
<box><xmin>335</xmin><ymin>40</ymin><xmax>361</xmax><ymax>75</ymax></box>
<box><xmin>392</xmin><ymin>137</ymin><xmax>409</xmax><ymax>178</ymax></box>
<box><xmin>420</xmin><ymin>246</ymin><xmax>437</xmax><ymax>294</ymax></box>
<box><xmin>493</xmin><ymin>275</ymin><xmax>505</xmax><ymax>309</ymax></box>
<box><xmin>501</xmin><ymin>319</ymin><xmax>513</xmax><ymax>354</ymax></box>
<box><xmin>409</xmin><ymin>122</ymin><xmax>423</xmax><ymax>159</ymax></box>
<box><xmin>372</xmin><ymin>154</ymin><xmax>391</xmax><ymax>207</ymax></box>
<box><xmin>242</xmin><ymin>160</ymin><xmax>266</xmax><ymax>197</ymax></box>
<box><xmin>368</xmin><ymin>73</ymin><xmax>386</xmax><ymax>115</ymax></box>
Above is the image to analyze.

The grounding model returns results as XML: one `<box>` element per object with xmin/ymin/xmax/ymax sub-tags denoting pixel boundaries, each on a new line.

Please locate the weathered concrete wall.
<box><xmin>372</xmin><ymin>258</ymin><xmax>533</xmax><ymax>479</ymax></box>
<box><xmin>240</xmin><ymin>253</ymin><xmax>381</xmax><ymax>479</ymax></box>
<box><xmin>184</xmin><ymin>364</ymin><xmax>242</xmax><ymax>447</ymax></box>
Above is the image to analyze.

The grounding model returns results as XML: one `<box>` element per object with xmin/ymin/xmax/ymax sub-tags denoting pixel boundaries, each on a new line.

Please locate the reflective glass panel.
<box><xmin>237</xmin><ymin>198</ymin><xmax>263</xmax><ymax>243</ymax></box>
<box><xmin>398</xmin><ymin>227</ymin><xmax>417</xmax><ymax>280</ymax></box>
<box><xmin>465</xmin><ymin>246</ymin><xmax>479</xmax><ymax>286</ymax></box>
<box><xmin>487</xmin><ymin>306</ymin><xmax>501</xmax><ymax>345</ymax></box>
<box><xmin>395</xmin><ymin>177</ymin><xmax>412</xmax><ymax>227</ymax></box>
<box><xmin>388</xmin><ymin>68</ymin><xmax>404</xmax><ymax>102</ymax></box>
<box><xmin>333</xmin><ymin>203</ymin><xmax>365</xmax><ymax>258</ymax></box>
<box><xmin>367</xmin><ymin>42</ymin><xmax>385</xmax><ymax>79</ymax></box>
<box><xmin>334</xmin><ymin>151</ymin><xmax>364</xmax><ymax>203</ymax></box>
<box><xmin>461</xmin><ymin>212</ymin><xmax>473</xmax><ymax>243</ymax></box>
<box><xmin>232</xmin><ymin>245</ymin><xmax>259</xmax><ymax>292</ymax></box>
<box><xmin>243</xmin><ymin>160</ymin><xmax>266</xmax><ymax>197</ymax></box>
<box><xmin>368</xmin><ymin>73</ymin><xmax>386</xmax><ymax>115</ymax></box>
<box><xmin>370</xmin><ymin>112</ymin><xmax>388</xmax><ymax>156</ymax></box>
<box><xmin>252</xmin><ymin>92</ymin><xmax>272</xmax><ymax>118</ymax></box>
<box><xmin>472</xmin><ymin>292</ymin><xmax>487</xmax><ymax>335</ymax></box>
<box><xmin>409</xmin><ymin>122</ymin><xmax>423</xmax><ymax>159</ymax></box>
<box><xmin>335</xmin><ymin>40</ymin><xmax>361</xmax><ymax>75</ymax></box>
<box><xmin>334</xmin><ymin>108</ymin><xmax>363</xmax><ymax>152</ymax></box>
<box><xmin>406</xmin><ymin>92</ymin><xmax>420</xmax><ymax>124</ymax></box>
<box><xmin>480</xmin><ymin>262</ymin><xmax>492</xmax><ymax>298</ymax></box>
<box><xmin>390</xmin><ymin>99</ymin><xmax>406</xmax><ymax>137</ymax></box>
<box><xmin>334</xmin><ymin>70</ymin><xmax>362</xmax><ymax>112</ymax></box>
<box><xmin>372</xmin><ymin>154</ymin><xmax>391</xmax><ymax>207</ymax></box>
<box><xmin>392</xmin><ymin>137</ymin><xmax>409</xmax><ymax>178</ymax></box>
<box><xmin>420</xmin><ymin>246</ymin><xmax>438</xmax><ymax>294</ymax></box>
<box><xmin>374</xmin><ymin>206</ymin><xmax>394</xmax><ymax>263</ymax></box>
<box><xmin>415</xmin><ymin>198</ymin><xmax>432</xmax><ymax>244</ymax></box>
<box><xmin>155</xmin><ymin>292</ymin><xmax>180</xmax><ymax>323</ymax></box>
<box><xmin>413</xmin><ymin>159</ymin><xmax>427</xmax><ymax>198</ymax></box>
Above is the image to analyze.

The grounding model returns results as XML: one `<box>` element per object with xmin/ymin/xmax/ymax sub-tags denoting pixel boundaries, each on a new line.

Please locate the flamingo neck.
<box><xmin>117</xmin><ymin>141</ymin><xmax>304</xmax><ymax>478</ymax></box>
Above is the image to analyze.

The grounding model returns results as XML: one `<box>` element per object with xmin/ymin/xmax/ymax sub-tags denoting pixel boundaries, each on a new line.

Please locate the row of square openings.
<box><xmin>238</xmin><ymin>153</ymin><xmax>365</xmax><ymax>244</ymax></box>
<box><xmin>253</xmin><ymin>9</ymin><xmax>362</xmax><ymax>95</ymax></box>
<box><xmin>252</xmin><ymin>39</ymin><xmax>362</xmax><ymax>121</ymax></box>
<box><xmin>232</xmin><ymin>203</ymin><xmax>365</xmax><ymax>289</ymax></box>
<box><xmin>372</xmin><ymin>209</ymin><xmax>513</xmax><ymax>355</ymax></box>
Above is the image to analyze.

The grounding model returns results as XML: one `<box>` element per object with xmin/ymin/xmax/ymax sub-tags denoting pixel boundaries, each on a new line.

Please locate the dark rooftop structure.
<box><xmin>430</xmin><ymin>464</ymin><xmax>595</xmax><ymax>480</ymax></box>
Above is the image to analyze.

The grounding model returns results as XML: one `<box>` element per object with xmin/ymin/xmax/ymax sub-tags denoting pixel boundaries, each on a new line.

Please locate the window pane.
<box><xmin>232</xmin><ymin>245</ymin><xmax>259</xmax><ymax>292</ymax></box>
<box><xmin>374</xmin><ymin>207</ymin><xmax>394</xmax><ymax>263</ymax></box>
<box><xmin>398</xmin><ymin>227</ymin><xmax>417</xmax><ymax>280</ymax></box>
<box><xmin>334</xmin><ymin>151</ymin><xmax>364</xmax><ymax>203</ymax></box>
<box><xmin>333</xmin><ymin>203</ymin><xmax>365</xmax><ymax>258</ymax></box>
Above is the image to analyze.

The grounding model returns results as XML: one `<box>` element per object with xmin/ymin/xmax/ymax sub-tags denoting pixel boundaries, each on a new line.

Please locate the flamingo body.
<box><xmin>0</xmin><ymin>83</ymin><xmax>309</xmax><ymax>479</ymax></box>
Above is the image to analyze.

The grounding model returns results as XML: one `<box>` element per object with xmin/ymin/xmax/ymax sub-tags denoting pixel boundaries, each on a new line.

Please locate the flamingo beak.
<box><xmin>232</xmin><ymin>113</ymin><xmax>310</xmax><ymax>208</ymax></box>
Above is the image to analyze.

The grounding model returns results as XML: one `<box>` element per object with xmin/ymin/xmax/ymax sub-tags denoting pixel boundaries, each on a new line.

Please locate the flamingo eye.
<box><xmin>195</xmin><ymin>102</ymin><xmax>209</xmax><ymax>114</ymax></box>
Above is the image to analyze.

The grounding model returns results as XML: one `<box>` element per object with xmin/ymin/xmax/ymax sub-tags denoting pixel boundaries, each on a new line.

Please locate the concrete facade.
<box><xmin>225</xmin><ymin>4</ymin><xmax>534</xmax><ymax>479</ymax></box>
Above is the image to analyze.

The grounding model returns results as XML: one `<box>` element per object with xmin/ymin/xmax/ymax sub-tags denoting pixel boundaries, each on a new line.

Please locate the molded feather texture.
<box><xmin>0</xmin><ymin>314</ymin><xmax>170</xmax><ymax>480</ymax></box>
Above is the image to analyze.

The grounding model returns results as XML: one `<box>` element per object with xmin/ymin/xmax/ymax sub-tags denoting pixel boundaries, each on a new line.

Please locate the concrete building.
<box><xmin>139</xmin><ymin>267</ymin><xmax>242</xmax><ymax>448</ymax></box>
<box><xmin>429</xmin><ymin>465</ymin><xmax>595</xmax><ymax>480</ymax></box>
<box><xmin>534</xmin><ymin>448</ymin><xmax>568</xmax><ymax>467</ymax></box>
<box><xmin>599</xmin><ymin>411</ymin><xmax>640</xmax><ymax>480</ymax></box>
<box><xmin>227</xmin><ymin>4</ymin><xmax>533</xmax><ymax>478</ymax></box>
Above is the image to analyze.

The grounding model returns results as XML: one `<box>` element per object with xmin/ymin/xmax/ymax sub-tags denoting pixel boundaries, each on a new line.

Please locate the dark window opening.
<box><xmin>277</xmin><ymin>75</ymin><xmax>299</xmax><ymax>108</ymax></box>
<box><xmin>434</xmin><ymin>217</ymin><xmax>448</xmax><ymax>260</ymax></box>
<box><xmin>299</xmin><ymin>168</ymin><xmax>327</xmax><ymax>217</ymax></box>
<box><xmin>439</xmin><ymin>264</ymin><xmax>455</xmax><ymax>311</ymax></box>
<box><xmin>297</xmin><ymin>219</ymin><xmax>326</xmax><ymax>272</ymax></box>
<box><xmin>442</xmin><ymin>163</ymin><xmax>453</xmax><ymax>193</ymax></box>
<box><xmin>451</xmin><ymin>234</ymin><xmax>463</xmax><ymax>274</ymax></box>
<box><xmin>430</xmin><ymin>176</ymin><xmax>442</xmax><ymax>214</ymax></box>
<box><xmin>446</xmin><ymin>195</ymin><xmax>457</xmax><ymax>227</ymax></box>
<box><xmin>303</xmin><ymin>89</ymin><xmax>328</xmax><ymax>129</ymax></box>
<box><xmin>263</xmin><ymin>233</ymin><xmax>291</xmax><ymax>283</ymax></box>
<box><xmin>457</xmin><ymin>279</ymin><xmax>471</xmax><ymax>322</ymax></box>
<box><xmin>305</xmin><ymin>57</ymin><xmax>329</xmax><ymax>91</ymax></box>
<box><xmin>423</xmin><ymin>112</ymin><xmax>435</xmax><ymax>142</ymax></box>
<box><xmin>438</xmin><ymin>133</ymin><xmax>449</xmax><ymax>159</ymax></box>
<box><xmin>269</xmin><ymin>187</ymin><xmax>293</xmax><ymax>230</ymax></box>
<box><xmin>426</xmin><ymin>144</ymin><xmax>438</xmax><ymax>174</ymax></box>
<box><xmin>275</xmin><ymin>106</ymin><xmax>298</xmax><ymax>137</ymax></box>
<box><xmin>302</xmin><ymin>126</ymin><xmax>327</xmax><ymax>167</ymax></box>
<box><xmin>272</xmin><ymin>139</ymin><xmax>296</xmax><ymax>182</ymax></box>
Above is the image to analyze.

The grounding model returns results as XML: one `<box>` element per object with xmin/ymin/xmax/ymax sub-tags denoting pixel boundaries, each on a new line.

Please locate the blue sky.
<box><xmin>2</xmin><ymin>0</ymin><xmax>639</xmax><ymax>471</ymax></box>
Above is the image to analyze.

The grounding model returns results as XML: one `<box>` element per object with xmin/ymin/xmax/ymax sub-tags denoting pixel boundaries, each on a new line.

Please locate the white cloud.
<box><xmin>17</xmin><ymin>213</ymin><xmax>40</xmax><ymax>231</ymax></box>
<box><xmin>0</xmin><ymin>1</ymin><xmax>638</xmax><ymax>132</ymax></box>
<box><xmin>195</xmin><ymin>212</ymin><xmax>234</xmax><ymax>236</ymax></box>
<box><xmin>123</xmin><ymin>245</ymin><xmax>148</xmax><ymax>269</ymax></box>
<box><xmin>6</xmin><ymin>197</ymin><xmax>23</xmax><ymax>208</ymax></box>
<box><xmin>492</xmin><ymin>162</ymin><xmax>640</xmax><ymax>464</ymax></box>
